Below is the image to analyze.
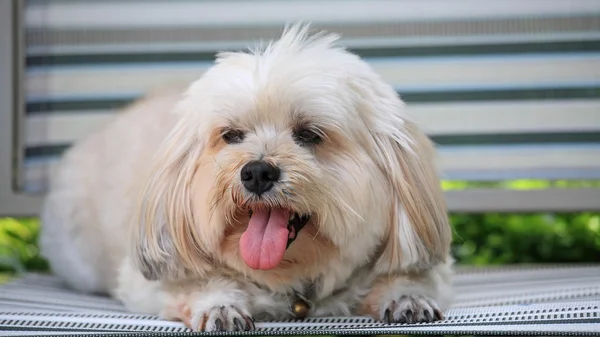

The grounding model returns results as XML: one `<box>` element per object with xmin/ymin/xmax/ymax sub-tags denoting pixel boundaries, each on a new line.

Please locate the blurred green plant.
<box><xmin>442</xmin><ymin>179</ymin><xmax>600</xmax><ymax>191</ymax></box>
<box><xmin>0</xmin><ymin>217</ymin><xmax>49</xmax><ymax>274</ymax></box>
<box><xmin>1</xmin><ymin>179</ymin><xmax>599</xmax><ymax>274</ymax></box>
<box><xmin>450</xmin><ymin>212</ymin><xmax>600</xmax><ymax>265</ymax></box>
<box><xmin>445</xmin><ymin>179</ymin><xmax>600</xmax><ymax>265</ymax></box>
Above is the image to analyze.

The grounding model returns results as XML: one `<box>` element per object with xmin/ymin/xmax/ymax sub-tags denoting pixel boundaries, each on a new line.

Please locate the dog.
<box><xmin>39</xmin><ymin>24</ymin><xmax>453</xmax><ymax>332</ymax></box>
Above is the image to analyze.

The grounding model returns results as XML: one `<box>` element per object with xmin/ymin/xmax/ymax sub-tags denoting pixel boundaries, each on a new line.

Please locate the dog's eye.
<box><xmin>293</xmin><ymin>128</ymin><xmax>322</xmax><ymax>146</ymax></box>
<box><xmin>222</xmin><ymin>129</ymin><xmax>245</xmax><ymax>144</ymax></box>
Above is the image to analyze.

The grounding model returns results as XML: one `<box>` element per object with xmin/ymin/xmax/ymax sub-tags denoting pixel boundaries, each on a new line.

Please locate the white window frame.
<box><xmin>0</xmin><ymin>0</ymin><xmax>42</xmax><ymax>216</ymax></box>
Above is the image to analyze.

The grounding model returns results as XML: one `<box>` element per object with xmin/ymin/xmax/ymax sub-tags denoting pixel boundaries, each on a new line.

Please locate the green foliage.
<box><xmin>442</xmin><ymin>179</ymin><xmax>600</xmax><ymax>191</ymax></box>
<box><xmin>444</xmin><ymin>179</ymin><xmax>600</xmax><ymax>265</ymax></box>
<box><xmin>450</xmin><ymin>212</ymin><xmax>600</xmax><ymax>265</ymax></box>
<box><xmin>0</xmin><ymin>217</ymin><xmax>49</xmax><ymax>274</ymax></box>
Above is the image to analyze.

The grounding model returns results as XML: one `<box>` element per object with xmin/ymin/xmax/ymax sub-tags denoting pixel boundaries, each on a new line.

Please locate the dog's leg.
<box><xmin>113</xmin><ymin>258</ymin><xmax>165</xmax><ymax>315</ymax></box>
<box><xmin>160</xmin><ymin>276</ymin><xmax>254</xmax><ymax>332</ymax></box>
<box><xmin>361</xmin><ymin>260</ymin><xmax>453</xmax><ymax>324</ymax></box>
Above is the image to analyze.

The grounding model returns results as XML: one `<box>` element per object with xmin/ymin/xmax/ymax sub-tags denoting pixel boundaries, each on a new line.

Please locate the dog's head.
<box><xmin>132</xmin><ymin>24</ymin><xmax>451</xmax><ymax>284</ymax></box>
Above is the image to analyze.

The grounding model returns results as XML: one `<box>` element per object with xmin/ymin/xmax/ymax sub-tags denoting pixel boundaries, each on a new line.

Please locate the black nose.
<box><xmin>240</xmin><ymin>161</ymin><xmax>281</xmax><ymax>195</ymax></box>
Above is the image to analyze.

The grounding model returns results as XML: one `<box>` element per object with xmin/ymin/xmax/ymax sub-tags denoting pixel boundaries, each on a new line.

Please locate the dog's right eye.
<box><xmin>222</xmin><ymin>129</ymin><xmax>245</xmax><ymax>144</ymax></box>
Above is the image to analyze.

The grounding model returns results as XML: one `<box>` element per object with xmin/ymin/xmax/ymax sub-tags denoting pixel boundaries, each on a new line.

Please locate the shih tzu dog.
<box><xmin>40</xmin><ymin>24</ymin><xmax>453</xmax><ymax>332</ymax></box>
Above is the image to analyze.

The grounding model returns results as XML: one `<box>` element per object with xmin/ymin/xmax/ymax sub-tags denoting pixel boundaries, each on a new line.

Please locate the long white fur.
<box><xmin>40</xmin><ymin>23</ymin><xmax>453</xmax><ymax>331</ymax></box>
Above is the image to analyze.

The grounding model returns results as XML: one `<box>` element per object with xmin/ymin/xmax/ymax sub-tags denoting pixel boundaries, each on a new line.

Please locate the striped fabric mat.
<box><xmin>1</xmin><ymin>265</ymin><xmax>599</xmax><ymax>336</ymax></box>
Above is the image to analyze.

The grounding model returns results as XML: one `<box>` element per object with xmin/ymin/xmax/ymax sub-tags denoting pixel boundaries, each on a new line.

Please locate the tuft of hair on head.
<box><xmin>266</xmin><ymin>22</ymin><xmax>341</xmax><ymax>55</ymax></box>
<box><xmin>252</xmin><ymin>22</ymin><xmax>343</xmax><ymax>71</ymax></box>
<box><xmin>211</xmin><ymin>22</ymin><xmax>343</xmax><ymax>88</ymax></box>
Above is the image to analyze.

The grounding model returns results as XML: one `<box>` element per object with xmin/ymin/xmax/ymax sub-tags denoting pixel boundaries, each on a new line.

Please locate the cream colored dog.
<box><xmin>40</xmin><ymin>24</ymin><xmax>453</xmax><ymax>332</ymax></box>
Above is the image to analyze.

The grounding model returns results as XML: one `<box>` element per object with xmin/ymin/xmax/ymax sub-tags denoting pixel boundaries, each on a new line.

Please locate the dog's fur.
<box><xmin>40</xmin><ymin>24</ymin><xmax>453</xmax><ymax>331</ymax></box>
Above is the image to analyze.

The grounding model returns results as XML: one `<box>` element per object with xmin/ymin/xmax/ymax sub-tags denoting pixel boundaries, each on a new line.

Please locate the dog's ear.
<box><xmin>373</xmin><ymin>118</ymin><xmax>452</xmax><ymax>274</ymax></box>
<box><xmin>130</xmin><ymin>101</ymin><xmax>210</xmax><ymax>281</ymax></box>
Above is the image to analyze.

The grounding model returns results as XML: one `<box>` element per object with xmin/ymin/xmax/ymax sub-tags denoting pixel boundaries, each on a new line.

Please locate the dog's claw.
<box><xmin>405</xmin><ymin>309</ymin><xmax>414</xmax><ymax>323</ymax></box>
<box><xmin>244</xmin><ymin>316</ymin><xmax>255</xmax><ymax>331</ymax></box>
<box><xmin>383</xmin><ymin>308</ymin><xmax>392</xmax><ymax>324</ymax></box>
<box><xmin>424</xmin><ymin>310</ymin><xmax>432</xmax><ymax>322</ymax></box>
<box><xmin>214</xmin><ymin>318</ymin><xmax>223</xmax><ymax>331</ymax></box>
<box><xmin>234</xmin><ymin>317</ymin><xmax>243</xmax><ymax>331</ymax></box>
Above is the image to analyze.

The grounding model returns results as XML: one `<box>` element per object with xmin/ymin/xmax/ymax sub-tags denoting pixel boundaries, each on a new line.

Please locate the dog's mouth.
<box><xmin>239</xmin><ymin>207</ymin><xmax>310</xmax><ymax>271</ymax></box>
<box><xmin>283</xmin><ymin>212</ymin><xmax>310</xmax><ymax>248</ymax></box>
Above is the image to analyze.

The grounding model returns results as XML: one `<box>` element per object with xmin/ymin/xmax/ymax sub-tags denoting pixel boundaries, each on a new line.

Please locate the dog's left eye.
<box><xmin>222</xmin><ymin>129</ymin><xmax>245</xmax><ymax>144</ymax></box>
<box><xmin>293</xmin><ymin>128</ymin><xmax>322</xmax><ymax>146</ymax></box>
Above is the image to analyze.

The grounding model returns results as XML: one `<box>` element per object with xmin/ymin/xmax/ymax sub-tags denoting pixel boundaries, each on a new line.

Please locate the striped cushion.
<box><xmin>1</xmin><ymin>265</ymin><xmax>599</xmax><ymax>335</ymax></box>
<box><xmin>17</xmin><ymin>0</ymin><xmax>600</xmax><ymax>194</ymax></box>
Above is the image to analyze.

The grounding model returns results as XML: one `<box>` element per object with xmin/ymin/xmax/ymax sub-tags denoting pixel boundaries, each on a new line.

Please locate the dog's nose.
<box><xmin>240</xmin><ymin>161</ymin><xmax>281</xmax><ymax>195</ymax></box>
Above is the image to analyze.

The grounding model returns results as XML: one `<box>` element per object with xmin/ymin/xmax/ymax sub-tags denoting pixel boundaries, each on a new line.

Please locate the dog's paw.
<box><xmin>380</xmin><ymin>294</ymin><xmax>443</xmax><ymax>324</ymax></box>
<box><xmin>187</xmin><ymin>304</ymin><xmax>255</xmax><ymax>332</ymax></box>
<box><xmin>160</xmin><ymin>279</ymin><xmax>255</xmax><ymax>332</ymax></box>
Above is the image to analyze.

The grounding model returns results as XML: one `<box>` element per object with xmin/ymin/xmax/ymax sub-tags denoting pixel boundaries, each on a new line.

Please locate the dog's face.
<box><xmin>132</xmin><ymin>25</ymin><xmax>451</xmax><ymax>285</ymax></box>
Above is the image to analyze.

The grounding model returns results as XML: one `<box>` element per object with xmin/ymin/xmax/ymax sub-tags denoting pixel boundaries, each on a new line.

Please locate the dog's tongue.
<box><xmin>240</xmin><ymin>208</ymin><xmax>290</xmax><ymax>270</ymax></box>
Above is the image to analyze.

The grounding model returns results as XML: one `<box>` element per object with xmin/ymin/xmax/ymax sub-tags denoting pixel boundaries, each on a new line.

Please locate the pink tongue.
<box><xmin>240</xmin><ymin>208</ymin><xmax>290</xmax><ymax>270</ymax></box>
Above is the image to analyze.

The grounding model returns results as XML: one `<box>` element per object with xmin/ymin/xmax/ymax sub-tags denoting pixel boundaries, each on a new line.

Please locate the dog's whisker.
<box><xmin>212</xmin><ymin>156</ymin><xmax>225</xmax><ymax>172</ymax></box>
<box><xmin>311</xmin><ymin>220</ymin><xmax>322</xmax><ymax>241</ymax></box>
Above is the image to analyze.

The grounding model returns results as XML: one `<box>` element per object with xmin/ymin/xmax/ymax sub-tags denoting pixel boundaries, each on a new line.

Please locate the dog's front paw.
<box><xmin>381</xmin><ymin>294</ymin><xmax>443</xmax><ymax>324</ymax></box>
<box><xmin>187</xmin><ymin>304</ymin><xmax>255</xmax><ymax>332</ymax></box>
<box><xmin>168</xmin><ymin>302</ymin><xmax>255</xmax><ymax>332</ymax></box>
<box><xmin>160</xmin><ymin>279</ymin><xmax>255</xmax><ymax>332</ymax></box>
